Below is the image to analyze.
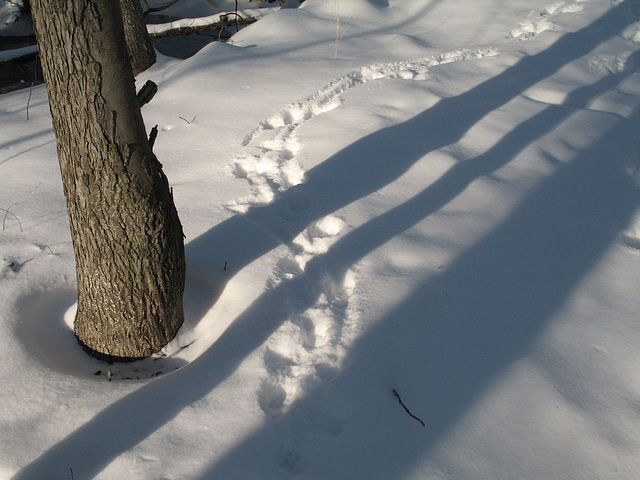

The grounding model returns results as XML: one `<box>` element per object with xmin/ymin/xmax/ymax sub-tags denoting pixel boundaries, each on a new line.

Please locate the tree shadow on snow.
<box><xmin>197</xmin><ymin>68</ymin><xmax>640</xmax><ymax>480</ymax></box>
<box><xmin>15</xmin><ymin>2</ymin><xmax>640</xmax><ymax>478</ymax></box>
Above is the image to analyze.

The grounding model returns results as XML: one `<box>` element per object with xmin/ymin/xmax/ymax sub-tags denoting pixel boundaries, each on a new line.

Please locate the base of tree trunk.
<box><xmin>31</xmin><ymin>0</ymin><xmax>186</xmax><ymax>362</ymax></box>
<box><xmin>76</xmin><ymin>335</ymin><xmax>149</xmax><ymax>363</ymax></box>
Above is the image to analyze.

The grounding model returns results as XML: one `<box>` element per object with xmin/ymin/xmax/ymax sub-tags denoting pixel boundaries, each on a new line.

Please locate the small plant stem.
<box><xmin>334</xmin><ymin>0</ymin><xmax>342</xmax><ymax>58</ymax></box>
<box><xmin>2</xmin><ymin>182</ymin><xmax>42</xmax><ymax>231</ymax></box>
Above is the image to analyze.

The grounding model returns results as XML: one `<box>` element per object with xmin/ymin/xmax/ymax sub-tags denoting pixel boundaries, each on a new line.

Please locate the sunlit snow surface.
<box><xmin>2</xmin><ymin>0</ymin><xmax>640</xmax><ymax>478</ymax></box>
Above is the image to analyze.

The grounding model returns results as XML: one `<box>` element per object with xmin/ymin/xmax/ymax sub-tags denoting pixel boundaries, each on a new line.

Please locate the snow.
<box><xmin>2</xmin><ymin>0</ymin><xmax>640</xmax><ymax>478</ymax></box>
<box><xmin>0</xmin><ymin>45</ymin><xmax>37</xmax><ymax>62</ymax></box>
<box><xmin>146</xmin><ymin>8</ymin><xmax>275</xmax><ymax>37</ymax></box>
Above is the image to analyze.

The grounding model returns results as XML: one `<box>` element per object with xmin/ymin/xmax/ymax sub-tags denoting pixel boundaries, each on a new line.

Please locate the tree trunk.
<box><xmin>30</xmin><ymin>0</ymin><xmax>185</xmax><ymax>361</ymax></box>
<box><xmin>120</xmin><ymin>0</ymin><xmax>156</xmax><ymax>75</ymax></box>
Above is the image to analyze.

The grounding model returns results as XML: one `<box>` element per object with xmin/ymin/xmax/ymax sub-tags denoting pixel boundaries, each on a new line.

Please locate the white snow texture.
<box><xmin>2</xmin><ymin>0</ymin><xmax>640</xmax><ymax>479</ymax></box>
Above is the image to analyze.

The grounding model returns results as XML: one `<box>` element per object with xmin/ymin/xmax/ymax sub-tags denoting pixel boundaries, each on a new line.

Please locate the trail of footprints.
<box><xmin>508</xmin><ymin>0</ymin><xmax>587</xmax><ymax>40</ymax></box>
<box><xmin>227</xmin><ymin>48</ymin><xmax>496</xmax><ymax>212</ymax></box>
<box><xmin>229</xmin><ymin>50</ymin><xmax>498</xmax><ymax>473</ymax></box>
<box><xmin>231</xmin><ymin>47</ymin><xmax>497</xmax><ymax>422</ymax></box>
<box><xmin>227</xmin><ymin>1</ymin><xmax>620</xmax><ymax>473</ymax></box>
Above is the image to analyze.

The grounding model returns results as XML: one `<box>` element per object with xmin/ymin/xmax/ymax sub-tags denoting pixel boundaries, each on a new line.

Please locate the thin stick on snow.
<box><xmin>333</xmin><ymin>0</ymin><xmax>343</xmax><ymax>59</ymax></box>
<box><xmin>26</xmin><ymin>82</ymin><xmax>34</xmax><ymax>120</ymax></box>
<box><xmin>0</xmin><ymin>208</ymin><xmax>21</xmax><ymax>232</ymax></box>
<box><xmin>2</xmin><ymin>182</ymin><xmax>42</xmax><ymax>231</ymax></box>
<box><xmin>235</xmin><ymin>0</ymin><xmax>240</xmax><ymax>32</ymax></box>
<box><xmin>393</xmin><ymin>389</ymin><xmax>425</xmax><ymax>428</ymax></box>
<box><xmin>26</xmin><ymin>53</ymin><xmax>38</xmax><ymax>121</ymax></box>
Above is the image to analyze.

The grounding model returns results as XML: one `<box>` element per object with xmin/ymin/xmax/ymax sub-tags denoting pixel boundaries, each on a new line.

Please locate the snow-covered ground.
<box><xmin>3</xmin><ymin>0</ymin><xmax>640</xmax><ymax>478</ymax></box>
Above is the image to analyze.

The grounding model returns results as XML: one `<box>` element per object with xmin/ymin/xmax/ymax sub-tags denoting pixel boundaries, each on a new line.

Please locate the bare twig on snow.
<box><xmin>2</xmin><ymin>182</ymin><xmax>42</xmax><ymax>232</ymax></box>
<box><xmin>393</xmin><ymin>389</ymin><xmax>426</xmax><ymax>428</ymax></box>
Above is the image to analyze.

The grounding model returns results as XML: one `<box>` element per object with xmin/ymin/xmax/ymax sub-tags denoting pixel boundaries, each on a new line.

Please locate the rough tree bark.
<box><xmin>120</xmin><ymin>0</ymin><xmax>156</xmax><ymax>75</ymax></box>
<box><xmin>30</xmin><ymin>0</ymin><xmax>185</xmax><ymax>361</ymax></box>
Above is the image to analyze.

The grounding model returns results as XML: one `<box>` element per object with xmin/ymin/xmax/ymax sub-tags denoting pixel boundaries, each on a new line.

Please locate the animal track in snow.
<box><xmin>508</xmin><ymin>1</ymin><xmax>586</xmax><ymax>40</ymax></box>
<box><xmin>226</xmin><ymin>46</ymin><xmax>502</xmax><ymax>474</ymax></box>
<box><xmin>227</xmin><ymin>48</ymin><xmax>497</xmax><ymax>213</ymax></box>
<box><xmin>236</xmin><ymin>0</ymin><xmax>599</xmax><ymax>459</ymax></box>
<box><xmin>230</xmin><ymin>3</ymin><xmax>605</xmax><ymax>470</ymax></box>
<box><xmin>243</xmin><ymin>47</ymin><xmax>497</xmax><ymax>148</ymax></box>
<box><xmin>621</xmin><ymin>21</ymin><xmax>640</xmax><ymax>44</ymax></box>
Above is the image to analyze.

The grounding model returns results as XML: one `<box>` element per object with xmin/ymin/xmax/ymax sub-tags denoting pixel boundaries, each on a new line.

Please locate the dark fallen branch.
<box><xmin>149</xmin><ymin>16</ymin><xmax>258</xmax><ymax>39</ymax></box>
<box><xmin>137</xmin><ymin>79</ymin><xmax>157</xmax><ymax>107</ymax></box>
<box><xmin>393</xmin><ymin>389</ymin><xmax>425</xmax><ymax>428</ymax></box>
<box><xmin>148</xmin><ymin>125</ymin><xmax>158</xmax><ymax>149</ymax></box>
